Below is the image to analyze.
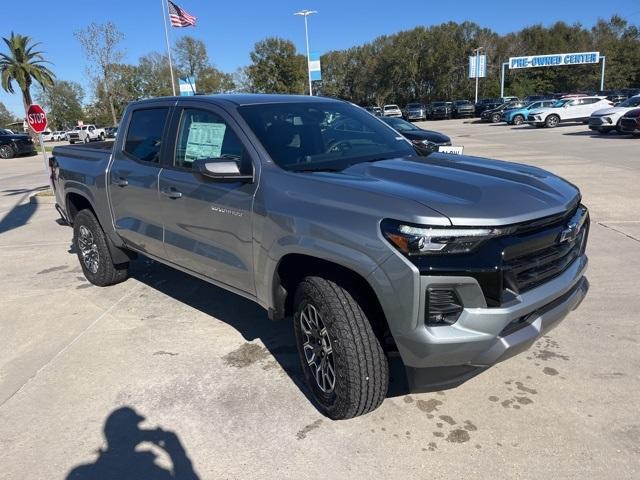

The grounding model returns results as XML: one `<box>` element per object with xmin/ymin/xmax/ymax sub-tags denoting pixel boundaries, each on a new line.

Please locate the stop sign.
<box><xmin>27</xmin><ymin>104</ymin><xmax>48</xmax><ymax>133</ymax></box>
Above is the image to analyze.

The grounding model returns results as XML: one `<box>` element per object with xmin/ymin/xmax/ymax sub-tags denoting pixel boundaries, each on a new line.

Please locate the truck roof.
<box><xmin>128</xmin><ymin>94</ymin><xmax>343</xmax><ymax>108</ymax></box>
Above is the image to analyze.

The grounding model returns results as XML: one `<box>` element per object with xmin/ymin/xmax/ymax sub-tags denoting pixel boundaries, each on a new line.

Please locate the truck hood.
<box><xmin>312</xmin><ymin>154</ymin><xmax>579</xmax><ymax>226</ymax></box>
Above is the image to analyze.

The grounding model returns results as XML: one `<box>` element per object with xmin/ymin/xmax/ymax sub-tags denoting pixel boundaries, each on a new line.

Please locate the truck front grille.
<box><xmin>413</xmin><ymin>204</ymin><xmax>588</xmax><ymax>305</ymax></box>
<box><xmin>502</xmin><ymin>226</ymin><xmax>587</xmax><ymax>293</ymax></box>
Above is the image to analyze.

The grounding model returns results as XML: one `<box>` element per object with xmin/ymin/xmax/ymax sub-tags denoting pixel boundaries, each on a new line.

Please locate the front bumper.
<box><xmin>406</xmin><ymin>112</ymin><xmax>426</xmax><ymax>120</ymax></box>
<box><xmin>371</xmin><ymin>248</ymin><xmax>588</xmax><ymax>391</ymax></box>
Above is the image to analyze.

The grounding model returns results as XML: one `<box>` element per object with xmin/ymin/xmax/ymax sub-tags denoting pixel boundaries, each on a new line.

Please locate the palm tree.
<box><xmin>0</xmin><ymin>32</ymin><xmax>55</xmax><ymax>123</ymax></box>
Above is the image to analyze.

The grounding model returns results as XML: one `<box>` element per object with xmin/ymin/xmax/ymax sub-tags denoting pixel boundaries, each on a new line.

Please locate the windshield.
<box><xmin>454</xmin><ymin>101</ymin><xmax>471</xmax><ymax>105</ymax></box>
<box><xmin>238</xmin><ymin>102</ymin><xmax>415</xmax><ymax>172</ymax></box>
<box><xmin>382</xmin><ymin>117</ymin><xmax>418</xmax><ymax>132</ymax></box>
<box><xmin>551</xmin><ymin>99</ymin><xmax>570</xmax><ymax>108</ymax></box>
<box><xmin>384</xmin><ymin>105</ymin><xmax>399</xmax><ymax>110</ymax></box>
<box><xmin>432</xmin><ymin>102</ymin><xmax>446</xmax><ymax>107</ymax></box>
<box><xmin>406</xmin><ymin>103</ymin><xmax>423</xmax><ymax>109</ymax></box>
<box><xmin>621</xmin><ymin>96</ymin><xmax>640</xmax><ymax>108</ymax></box>
<box><xmin>0</xmin><ymin>128</ymin><xmax>13</xmax><ymax>135</ymax></box>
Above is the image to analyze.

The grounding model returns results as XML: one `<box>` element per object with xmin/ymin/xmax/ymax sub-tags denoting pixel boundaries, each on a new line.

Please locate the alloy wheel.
<box><xmin>299</xmin><ymin>303</ymin><xmax>336</xmax><ymax>394</ymax></box>
<box><xmin>0</xmin><ymin>145</ymin><xmax>13</xmax><ymax>159</ymax></box>
<box><xmin>78</xmin><ymin>225</ymin><xmax>99</xmax><ymax>274</ymax></box>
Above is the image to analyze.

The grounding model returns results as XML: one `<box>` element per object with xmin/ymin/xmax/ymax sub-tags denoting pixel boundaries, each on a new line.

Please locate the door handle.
<box><xmin>113</xmin><ymin>177</ymin><xmax>128</xmax><ymax>187</ymax></box>
<box><xmin>161</xmin><ymin>188</ymin><xmax>182</xmax><ymax>199</ymax></box>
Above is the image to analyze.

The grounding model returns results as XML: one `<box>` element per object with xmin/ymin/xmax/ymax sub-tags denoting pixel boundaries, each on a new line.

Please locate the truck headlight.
<box><xmin>381</xmin><ymin>219</ymin><xmax>507</xmax><ymax>255</ymax></box>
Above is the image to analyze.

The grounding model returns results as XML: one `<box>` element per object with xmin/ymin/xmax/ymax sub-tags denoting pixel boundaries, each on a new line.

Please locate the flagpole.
<box><xmin>161</xmin><ymin>0</ymin><xmax>177</xmax><ymax>96</ymax></box>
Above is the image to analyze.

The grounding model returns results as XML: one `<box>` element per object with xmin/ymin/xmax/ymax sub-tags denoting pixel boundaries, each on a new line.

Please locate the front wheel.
<box><xmin>0</xmin><ymin>144</ymin><xmax>15</xmax><ymax>159</ymax></box>
<box><xmin>73</xmin><ymin>209</ymin><xmax>129</xmax><ymax>286</ymax></box>
<box><xmin>293</xmin><ymin>276</ymin><xmax>389</xmax><ymax>419</ymax></box>
<box><xmin>491</xmin><ymin>113</ymin><xmax>501</xmax><ymax>123</ymax></box>
<box><xmin>513</xmin><ymin>114</ymin><xmax>524</xmax><ymax>125</ymax></box>
<box><xmin>545</xmin><ymin>115</ymin><xmax>560</xmax><ymax>128</ymax></box>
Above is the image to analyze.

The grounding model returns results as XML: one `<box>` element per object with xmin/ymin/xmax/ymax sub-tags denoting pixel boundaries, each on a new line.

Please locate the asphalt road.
<box><xmin>0</xmin><ymin>120</ymin><xmax>638</xmax><ymax>479</ymax></box>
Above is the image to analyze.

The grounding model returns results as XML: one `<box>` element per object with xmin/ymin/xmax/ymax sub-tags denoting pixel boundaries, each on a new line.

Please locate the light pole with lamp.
<box><xmin>294</xmin><ymin>9</ymin><xmax>317</xmax><ymax>96</ymax></box>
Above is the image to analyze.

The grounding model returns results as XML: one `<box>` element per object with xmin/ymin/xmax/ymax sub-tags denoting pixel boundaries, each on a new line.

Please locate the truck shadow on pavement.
<box><xmin>127</xmin><ymin>257</ymin><xmax>319</xmax><ymax>405</ymax></box>
<box><xmin>0</xmin><ymin>195</ymin><xmax>38</xmax><ymax>235</ymax></box>
<box><xmin>126</xmin><ymin>257</ymin><xmax>411</xmax><ymax>410</ymax></box>
<box><xmin>66</xmin><ymin>406</ymin><xmax>200</xmax><ymax>480</ymax></box>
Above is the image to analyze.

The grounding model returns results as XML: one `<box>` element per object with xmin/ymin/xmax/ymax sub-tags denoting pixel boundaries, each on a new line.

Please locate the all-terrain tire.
<box><xmin>293</xmin><ymin>276</ymin><xmax>389</xmax><ymax>420</ymax></box>
<box><xmin>73</xmin><ymin>209</ymin><xmax>129</xmax><ymax>286</ymax></box>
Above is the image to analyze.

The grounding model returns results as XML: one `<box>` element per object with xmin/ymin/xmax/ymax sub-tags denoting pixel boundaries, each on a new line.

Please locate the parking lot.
<box><xmin>1</xmin><ymin>120</ymin><xmax>638</xmax><ymax>479</ymax></box>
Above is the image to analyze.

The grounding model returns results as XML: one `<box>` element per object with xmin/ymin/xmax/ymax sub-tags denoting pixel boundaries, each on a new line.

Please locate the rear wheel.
<box><xmin>545</xmin><ymin>115</ymin><xmax>560</xmax><ymax>128</ymax></box>
<box><xmin>0</xmin><ymin>145</ymin><xmax>15</xmax><ymax>159</ymax></box>
<box><xmin>293</xmin><ymin>276</ymin><xmax>388</xmax><ymax>419</ymax></box>
<box><xmin>513</xmin><ymin>114</ymin><xmax>524</xmax><ymax>125</ymax></box>
<box><xmin>73</xmin><ymin>209</ymin><xmax>129</xmax><ymax>286</ymax></box>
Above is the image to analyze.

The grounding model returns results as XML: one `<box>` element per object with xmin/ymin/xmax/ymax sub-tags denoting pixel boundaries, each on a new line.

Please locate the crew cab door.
<box><xmin>158</xmin><ymin>104</ymin><xmax>258</xmax><ymax>295</ymax></box>
<box><xmin>109</xmin><ymin>105</ymin><xmax>172</xmax><ymax>257</ymax></box>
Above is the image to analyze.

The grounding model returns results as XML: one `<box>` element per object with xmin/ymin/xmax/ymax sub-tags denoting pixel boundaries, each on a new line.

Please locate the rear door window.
<box><xmin>124</xmin><ymin>108</ymin><xmax>169</xmax><ymax>164</ymax></box>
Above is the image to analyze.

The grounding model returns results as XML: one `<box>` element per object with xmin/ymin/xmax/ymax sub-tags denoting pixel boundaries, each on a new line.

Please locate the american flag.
<box><xmin>168</xmin><ymin>1</ymin><xmax>197</xmax><ymax>27</ymax></box>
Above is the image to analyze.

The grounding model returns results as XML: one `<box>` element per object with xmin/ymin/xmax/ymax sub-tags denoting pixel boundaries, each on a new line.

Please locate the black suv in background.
<box><xmin>428</xmin><ymin>101</ymin><xmax>453</xmax><ymax>119</ymax></box>
<box><xmin>0</xmin><ymin>128</ymin><xmax>37</xmax><ymax>159</ymax></box>
<box><xmin>452</xmin><ymin>100</ymin><xmax>475</xmax><ymax>118</ymax></box>
<box><xmin>474</xmin><ymin>98</ymin><xmax>503</xmax><ymax>117</ymax></box>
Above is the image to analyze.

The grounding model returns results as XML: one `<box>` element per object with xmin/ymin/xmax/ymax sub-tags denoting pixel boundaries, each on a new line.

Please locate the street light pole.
<box><xmin>473</xmin><ymin>47</ymin><xmax>484</xmax><ymax>104</ymax></box>
<box><xmin>294</xmin><ymin>10</ymin><xmax>317</xmax><ymax>96</ymax></box>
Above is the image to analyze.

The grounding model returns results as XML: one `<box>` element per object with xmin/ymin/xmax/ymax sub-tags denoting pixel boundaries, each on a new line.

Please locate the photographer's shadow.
<box><xmin>66</xmin><ymin>407</ymin><xmax>199</xmax><ymax>480</ymax></box>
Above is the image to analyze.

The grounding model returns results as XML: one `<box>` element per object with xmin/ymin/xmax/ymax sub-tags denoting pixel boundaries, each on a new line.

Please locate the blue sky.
<box><xmin>2</xmin><ymin>0</ymin><xmax>639</xmax><ymax>115</ymax></box>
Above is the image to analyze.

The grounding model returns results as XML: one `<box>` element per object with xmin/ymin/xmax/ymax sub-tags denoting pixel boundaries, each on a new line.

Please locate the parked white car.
<box><xmin>527</xmin><ymin>97</ymin><xmax>613</xmax><ymax>128</ymax></box>
<box><xmin>588</xmin><ymin>95</ymin><xmax>640</xmax><ymax>134</ymax></box>
<box><xmin>67</xmin><ymin>125</ymin><xmax>106</xmax><ymax>144</ymax></box>
<box><xmin>383</xmin><ymin>104</ymin><xmax>402</xmax><ymax>117</ymax></box>
<box><xmin>41</xmin><ymin>130</ymin><xmax>54</xmax><ymax>141</ymax></box>
<box><xmin>53</xmin><ymin>131</ymin><xmax>67</xmax><ymax>141</ymax></box>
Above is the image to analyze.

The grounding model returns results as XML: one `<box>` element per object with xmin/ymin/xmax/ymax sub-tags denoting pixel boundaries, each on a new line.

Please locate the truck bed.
<box><xmin>52</xmin><ymin>141</ymin><xmax>115</xmax><ymax>161</ymax></box>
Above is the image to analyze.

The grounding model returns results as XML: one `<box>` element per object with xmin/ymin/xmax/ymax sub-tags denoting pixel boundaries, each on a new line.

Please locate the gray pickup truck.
<box><xmin>50</xmin><ymin>94</ymin><xmax>589</xmax><ymax>419</ymax></box>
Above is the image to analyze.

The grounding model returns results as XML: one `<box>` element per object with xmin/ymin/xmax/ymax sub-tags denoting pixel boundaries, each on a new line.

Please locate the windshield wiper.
<box><xmin>291</xmin><ymin>166</ymin><xmax>342</xmax><ymax>172</ymax></box>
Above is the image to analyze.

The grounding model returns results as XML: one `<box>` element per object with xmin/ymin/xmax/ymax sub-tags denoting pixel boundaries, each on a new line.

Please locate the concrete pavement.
<box><xmin>0</xmin><ymin>121</ymin><xmax>638</xmax><ymax>479</ymax></box>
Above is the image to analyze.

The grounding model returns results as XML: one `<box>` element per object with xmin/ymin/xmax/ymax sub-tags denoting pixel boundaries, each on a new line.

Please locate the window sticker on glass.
<box><xmin>185</xmin><ymin>122</ymin><xmax>226</xmax><ymax>161</ymax></box>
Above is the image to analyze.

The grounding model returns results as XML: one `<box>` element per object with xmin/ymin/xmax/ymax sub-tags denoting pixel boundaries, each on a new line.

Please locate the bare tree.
<box><xmin>174</xmin><ymin>36</ymin><xmax>209</xmax><ymax>79</ymax></box>
<box><xmin>74</xmin><ymin>22</ymin><xmax>124</xmax><ymax>125</ymax></box>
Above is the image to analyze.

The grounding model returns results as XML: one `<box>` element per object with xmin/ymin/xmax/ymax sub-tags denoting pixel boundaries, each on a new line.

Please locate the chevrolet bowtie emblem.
<box><xmin>558</xmin><ymin>206</ymin><xmax>587</xmax><ymax>244</ymax></box>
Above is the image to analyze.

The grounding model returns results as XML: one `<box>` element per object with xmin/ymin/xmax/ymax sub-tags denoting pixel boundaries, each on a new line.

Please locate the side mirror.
<box><xmin>195</xmin><ymin>159</ymin><xmax>253</xmax><ymax>182</ymax></box>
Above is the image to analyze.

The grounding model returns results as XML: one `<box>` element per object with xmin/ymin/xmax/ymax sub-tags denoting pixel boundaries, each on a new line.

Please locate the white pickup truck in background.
<box><xmin>67</xmin><ymin>124</ymin><xmax>106</xmax><ymax>144</ymax></box>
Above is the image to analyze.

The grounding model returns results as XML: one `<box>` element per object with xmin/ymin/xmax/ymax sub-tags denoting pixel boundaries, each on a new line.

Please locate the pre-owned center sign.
<box><xmin>509</xmin><ymin>51</ymin><xmax>600</xmax><ymax>69</ymax></box>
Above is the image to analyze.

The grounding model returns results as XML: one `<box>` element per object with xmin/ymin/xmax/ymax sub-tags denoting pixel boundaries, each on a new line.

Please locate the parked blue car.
<box><xmin>503</xmin><ymin>100</ymin><xmax>556</xmax><ymax>125</ymax></box>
